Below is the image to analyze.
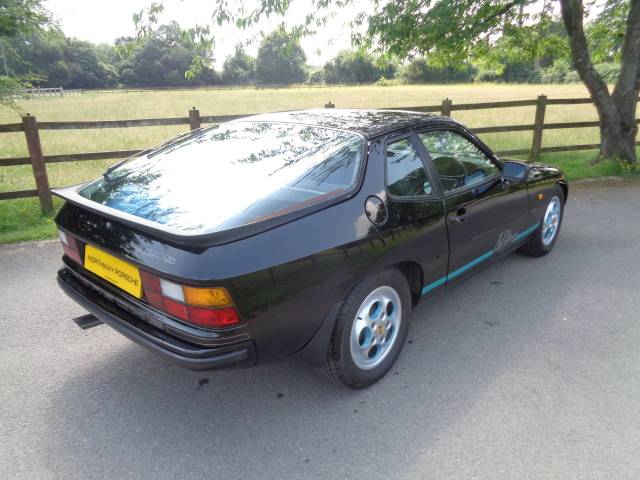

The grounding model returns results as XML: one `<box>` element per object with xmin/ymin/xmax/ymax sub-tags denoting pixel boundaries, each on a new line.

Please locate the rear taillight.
<box><xmin>58</xmin><ymin>229</ymin><xmax>82</xmax><ymax>264</ymax></box>
<box><xmin>140</xmin><ymin>271</ymin><xmax>241</xmax><ymax>329</ymax></box>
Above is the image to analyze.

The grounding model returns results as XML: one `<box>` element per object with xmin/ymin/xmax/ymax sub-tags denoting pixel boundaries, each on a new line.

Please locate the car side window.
<box><xmin>418</xmin><ymin>130</ymin><xmax>499</xmax><ymax>193</ymax></box>
<box><xmin>385</xmin><ymin>138</ymin><xmax>434</xmax><ymax>197</ymax></box>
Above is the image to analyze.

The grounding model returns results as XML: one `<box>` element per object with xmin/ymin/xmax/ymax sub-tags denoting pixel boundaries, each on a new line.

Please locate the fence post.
<box><xmin>530</xmin><ymin>94</ymin><xmax>547</xmax><ymax>161</ymax></box>
<box><xmin>440</xmin><ymin>98</ymin><xmax>453</xmax><ymax>117</ymax></box>
<box><xmin>188</xmin><ymin>107</ymin><xmax>201</xmax><ymax>130</ymax></box>
<box><xmin>22</xmin><ymin>114</ymin><xmax>53</xmax><ymax>213</ymax></box>
<box><xmin>325</xmin><ymin>101</ymin><xmax>335</xmax><ymax>108</ymax></box>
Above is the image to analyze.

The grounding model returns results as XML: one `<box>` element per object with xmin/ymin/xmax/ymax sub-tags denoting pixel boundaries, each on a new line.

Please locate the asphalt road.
<box><xmin>2</xmin><ymin>179</ymin><xmax>640</xmax><ymax>480</ymax></box>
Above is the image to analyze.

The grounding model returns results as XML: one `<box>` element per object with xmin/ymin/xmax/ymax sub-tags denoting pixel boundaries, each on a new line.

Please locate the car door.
<box><xmin>383</xmin><ymin>134</ymin><xmax>449</xmax><ymax>293</ymax></box>
<box><xmin>416</xmin><ymin>128</ymin><xmax>530</xmax><ymax>283</ymax></box>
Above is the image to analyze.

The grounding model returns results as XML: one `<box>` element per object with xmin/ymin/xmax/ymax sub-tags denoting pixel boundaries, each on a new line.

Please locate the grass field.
<box><xmin>0</xmin><ymin>83</ymin><xmax>638</xmax><ymax>243</ymax></box>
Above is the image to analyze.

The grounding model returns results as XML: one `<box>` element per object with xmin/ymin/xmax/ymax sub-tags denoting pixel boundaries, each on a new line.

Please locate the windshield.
<box><xmin>78</xmin><ymin>121</ymin><xmax>364</xmax><ymax>234</ymax></box>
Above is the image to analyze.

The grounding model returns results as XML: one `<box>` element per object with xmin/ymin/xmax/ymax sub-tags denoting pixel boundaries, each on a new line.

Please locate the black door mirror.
<box><xmin>502</xmin><ymin>161</ymin><xmax>530</xmax><ymax>183</ymax></box>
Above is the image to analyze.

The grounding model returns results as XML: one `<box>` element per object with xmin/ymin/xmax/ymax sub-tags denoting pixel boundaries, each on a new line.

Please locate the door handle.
<box><xmin>448</xmin><ymin>207</ymin><xmax>467</xmax><ymax>224</ymax></box>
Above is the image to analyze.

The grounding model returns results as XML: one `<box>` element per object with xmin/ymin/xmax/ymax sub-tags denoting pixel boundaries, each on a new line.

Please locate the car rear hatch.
<box><xmin>53</xmin><ymin>120</ymin><xmax>365</xmax><ymax>354</ymax></box>
<box><xmin>55</xmin><ymin>201</ymin><xmax>252</xmax><ymax>352</ymax></box>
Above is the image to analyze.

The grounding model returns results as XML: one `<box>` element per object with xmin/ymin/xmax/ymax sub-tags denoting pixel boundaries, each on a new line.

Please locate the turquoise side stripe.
<box><xmin>447</xmin><ymin>250</ymin><xmax>494</xmax><ymax>281</ymax></box>
<box><xmin>420</xmin><ymin>276</ymin><xmax>447</xmax><ymax>295</ymax></box>
<box><xmin>514</xmin><ymin>222</ymin><xmax>540</xmax><ymax>241</ymax></box>
<box><xmin>420</xmin><ymin>222</ymin><xmax>540</xmax><ymax>296</ymax></box>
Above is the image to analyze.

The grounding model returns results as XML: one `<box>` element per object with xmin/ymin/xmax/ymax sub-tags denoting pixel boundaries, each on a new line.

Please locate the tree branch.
<box><xmin>483</xmin><ymin>1</ymin><xmax>520</xmax><ymax>26</ymax></box>
<box><xmin>612</xmin><ymin>0</ymin><xmax>640</xmax><ymax>112</ymax></box>
<box><xmin>559</xmin><ymin>0</ymin><xmax>613</xmax><ymax>115</ymax></box>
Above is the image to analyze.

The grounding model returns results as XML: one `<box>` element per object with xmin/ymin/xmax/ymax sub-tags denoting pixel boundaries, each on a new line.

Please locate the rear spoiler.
<box><xmin>53</xmin><ymin>185</ymin><xmax>212</xmax><ymax>244</ymax></box>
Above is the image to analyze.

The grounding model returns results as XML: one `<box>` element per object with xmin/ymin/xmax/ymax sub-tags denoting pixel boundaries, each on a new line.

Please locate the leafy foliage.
<box><xmin>307</xmin><ymin>69</ymin><xmax>323</xmax><ymax>84</ymax></box>
<box><xmin>187</xmin><ymin>0</ymin><xmax>640</xmax><ymax>162</ymax></box>
<box><xmin>322</xmin><ymin>50</ymin><xmax>381</xmax><ymax>84</ymax></box>
<box><xmin>0</xmin><ymin>0</ymin><xmax>50</xmax><ymax>38</ymax></box>
<box><xmin>255</xmin><ymin>26</ymin><xmax>306</xmax><ymax>85</ymax></box>
<box><xmin>0</xmin><ymin>74</ymin><xmax>26</xmax><ymax>110</ymax></box>
<box><xmin>6</xmin><ymin>31</ymin><xmax>120</xmax><ymax>88</ymax></box>
<box><xmin>400</xmin><ymin>58</ymin><xmax>475</xmax><ymax>84</ymax></box>
<box><xmin>587</xmin><ymin>0</ymin><xmax>629</xmax><ymax>63</ymax></box>
<box><xmin>221</xmin><ymin>45</ymin><xmax>256</xmax><ymax>85</ymax></box>
<box><xmin>118</xmin><ymin>22</ymin><xmax>218</xmax><ymax>87</ymax></box>
<box><xmin>562</xmin><ymin>62</ymin><xmax>621</xmax><ymax>84</ymax></box>
<box><xmin>118</xmin><ymin>0</ymin><xmax>628</xmax><ymax>90</ymax></box>
<box><xmin>539</xmin><ymin>59</ymin><xmax>573</xmax><ymax>83</ymax></box>
<box><xmin>0</xmin><ymin>0</ymin><xmax>51</xmax><ymax>109</ymax></box>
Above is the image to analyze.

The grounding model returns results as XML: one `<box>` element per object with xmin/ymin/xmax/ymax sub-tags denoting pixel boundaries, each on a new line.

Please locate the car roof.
<box><xmin>233</xmin><ymin>108</ymin><xmax>458</xmax><ymax>139</ymax></box>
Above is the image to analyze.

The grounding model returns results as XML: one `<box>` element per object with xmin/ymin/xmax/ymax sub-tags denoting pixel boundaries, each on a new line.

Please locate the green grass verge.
<box><xmin>0</xmin><ymin>197</ymin><xmax>62</xmax><ymax>244</ymax></box>
<box><xmin>538</xmin><ymin>149</ymin><xmax>640</xmax><ymax>180</ymax></box>
<box><xmin>2</xmin><ymin>148</ymin><xmax>637</xmax><ymax>245</ymax></box>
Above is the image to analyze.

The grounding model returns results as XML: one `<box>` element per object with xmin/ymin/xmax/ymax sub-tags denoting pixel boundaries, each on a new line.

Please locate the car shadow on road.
<box><xmin>41</xmin><ymin>247</ymin><xmax>582</xmax><ymax>479</ymax></box>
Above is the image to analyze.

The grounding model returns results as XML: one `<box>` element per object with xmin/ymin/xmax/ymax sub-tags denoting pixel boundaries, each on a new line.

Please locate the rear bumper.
<box><xmin>57</xmin><ymin>267</ymin><xmax>256</xmax><ymax>370</ymax></box>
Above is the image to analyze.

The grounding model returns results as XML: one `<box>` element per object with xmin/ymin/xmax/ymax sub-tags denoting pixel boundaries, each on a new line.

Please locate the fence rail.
<box><xmin>23</xmin><ymin>82</ymin><xmax>404</xmax><ymax>97</ymax></box>
<box><xmin>23</xmin><ymin>87</ymin><xmax>83</xmax><ymax>98</ymax></box>
<box><xmin>1</xmin><ymin>96</ymin><xmax>639</xmax><ymax>213</ymax></box>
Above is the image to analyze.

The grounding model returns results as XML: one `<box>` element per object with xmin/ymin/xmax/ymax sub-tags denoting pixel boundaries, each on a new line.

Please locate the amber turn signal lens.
<box><xmin>537</xmin><ymin>193</ymin><xmax>545</xmax><ymax>200</ymax></box>
<box><xmin>183</xmin><ymin>286</ymin><xmax>233</xmax><ymax>307</ymax></box>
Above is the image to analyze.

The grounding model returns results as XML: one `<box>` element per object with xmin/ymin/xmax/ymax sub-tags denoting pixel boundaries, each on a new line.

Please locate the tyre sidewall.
<box><xmin>536</xmin><ymin>186</ymin><xmax>565</xmax><ymax>253</ymax></box>
<box><xmin>331</xmin><ymin>268</ymin><xmax>412</xmax><ymax>388</ymax></box>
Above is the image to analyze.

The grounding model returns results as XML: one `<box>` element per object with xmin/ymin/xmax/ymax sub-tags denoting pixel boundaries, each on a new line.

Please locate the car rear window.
<box><xmin>78</xmin><ymin>122</ymin><xmax>364</xmax><ymax>234</ymax></box>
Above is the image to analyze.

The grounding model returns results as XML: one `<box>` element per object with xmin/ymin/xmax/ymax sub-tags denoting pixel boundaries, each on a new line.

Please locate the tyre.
<box><xmin>320</xmin><ymin>268</ymin><xmax>412</xmax><ymax>388</ymax></box>
<box><xmin>520</xmin><ymin>184</ymin><xmax>565</xmax><ymax>257</ymax></box>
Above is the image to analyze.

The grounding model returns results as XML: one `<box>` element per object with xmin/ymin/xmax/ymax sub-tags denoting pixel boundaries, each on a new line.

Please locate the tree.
<box><xmin>323</xmin><ymin>50</ymin><xmax>381</xmax><ymax>84</ymax></box>
<box><xmin>587</xmin><ymin>0</ymin><xmax>630</xmax><ymax>63</ymax></box>
<box><xmin>255</xmin><ymin>27</ymin><xmax>306</xmax><ymax>85</ymax></box>
<box><xmin>118</xmin><ymin>22</ymin><xmax>219</xmax><ymax>87</ymax></box>
<box><xmin>378</xmin><ymin>60</ymin><xmax>398</xmax><ymax>80</ymax></box>
<box><xmin>471</xmin><ymin>16</ymin><xmax>569</xmax><ymax>83</ymax></box>
<box><xmin>0</xmin><ymin>0</ymin><xmax>49</xmax><ymax>38</ymax></box>
<box><xmin>133</xmin><ymin>0</ymin><xmax>640</xmax><ymax>163</ymax></box>
<box><xmin>63</xmin><ymin>38</ymin><xmax>119</xmax><ymax>88</ymax></box>
<box><xmin>560</xmin><ymin>0</ymin><xmax>639</xmax><ymax>163</ymax></box>
<box><xmin>400</xmin><ymin>58</ymin><xmax>475</xmax><ymax>84</ymax></box>
<box><xmin>360</xmin><ymin>0</ymin><xmax>639</xmax><ymax>162</ymax></box>
<box><xmin>307</xmin><ymin>69</ymin><xmax>323</xmax><ymax>84</ymax></box>
<box><xmin>0</xmin><ymin>0</ymin><xmax>51</xmax><ymax>109</ymax></box>
<box><xmin>221</xmin><ymin>45</ymin><xmax>255</xmax><ymax>85</ymax></box>
<box><xmin>7</xmin><ymin>31</ymin><xmax>120</xmax><ymax>88</ymax></box>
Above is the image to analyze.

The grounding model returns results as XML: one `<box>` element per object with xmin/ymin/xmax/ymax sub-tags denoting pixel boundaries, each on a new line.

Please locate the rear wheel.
<box><xmin>319</xmin><ymin>268</ymin><xmax>411</xmax><ymax>388</ymax></box>
<box><xmin>521</xmin><ymin>185</ymin><xmax>565</xmax><ymax>257</ymax></box>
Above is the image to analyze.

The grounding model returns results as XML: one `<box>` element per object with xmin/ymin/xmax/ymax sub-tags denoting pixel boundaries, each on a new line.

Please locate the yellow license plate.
<box><xmin>84</xmin><ymin>244</ymin><xmax>142</xmax><ymax>298</ymax></box>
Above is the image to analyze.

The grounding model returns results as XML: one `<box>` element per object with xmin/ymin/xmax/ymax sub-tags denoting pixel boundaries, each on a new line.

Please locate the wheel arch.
<box><xmin>557</xmin><ymin>180</ymin><xmax>568</xmax><ymax>203</ymax></box>
<box><xmin>392</xmin><ymin>261</ymin><xmax>424</xmax><ymax>307</ymax></box>
<box><xmin>296</xmin><ymin>261</ymin><xmax>422</xmax><ymax>367</ymax></box>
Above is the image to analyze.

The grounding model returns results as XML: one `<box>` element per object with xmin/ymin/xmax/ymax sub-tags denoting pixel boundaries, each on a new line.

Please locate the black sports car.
<box><xmin>54</xmin><ymin>109</ymin><xmax>567</xmax><ymax>388</ymax></box>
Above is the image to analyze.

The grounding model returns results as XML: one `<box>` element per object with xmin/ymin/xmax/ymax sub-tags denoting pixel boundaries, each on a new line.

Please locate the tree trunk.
<box><xmin>599</xmin><ymin>112</ymin><xmax>638</xmax><ymax>162</ymax></box>
<box><xmin>560</xmin><ymin>0</ymin><xmax>640</xmax><ymax>163</ymax></box>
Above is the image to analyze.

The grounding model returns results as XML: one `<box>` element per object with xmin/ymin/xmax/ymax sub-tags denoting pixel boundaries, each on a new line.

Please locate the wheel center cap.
<box><xmin>375</xmin><ymin>324</ymin><xmax>385</xmax><ymax>336</ymax></box>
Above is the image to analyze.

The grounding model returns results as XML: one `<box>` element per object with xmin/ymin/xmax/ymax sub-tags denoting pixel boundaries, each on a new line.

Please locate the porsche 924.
<box><xmin>54</xmin><ymin>109</ymin><xmax>567</xmax><ymax>388</ymax></box>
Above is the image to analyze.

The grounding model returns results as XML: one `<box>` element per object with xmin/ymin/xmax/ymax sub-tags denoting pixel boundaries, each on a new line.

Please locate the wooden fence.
<box><xmin>23</xmin><ymin>87</ymin><xmax>83</xmax><ymax>98</ymax></box>
<box><xmin>1</xmin><ymin>95</ymin><xmax>639</xmax><ymax>213</ymax></box>
<box><xmin>75</xmin><ymin>82</ymin><xmax>400</xmax><ymax>94</ymax></box>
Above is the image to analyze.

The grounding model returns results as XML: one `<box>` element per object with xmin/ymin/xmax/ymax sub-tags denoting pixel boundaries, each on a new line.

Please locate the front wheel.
<box><xmin>319</xmin><ymin>268</ymin><xmax>412</xmax><ymax>388</ymax></box>
<box><xmin>521</xmin><ymin>185</ymin><xmax>565</xmax><ymax>257</ymax></box>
